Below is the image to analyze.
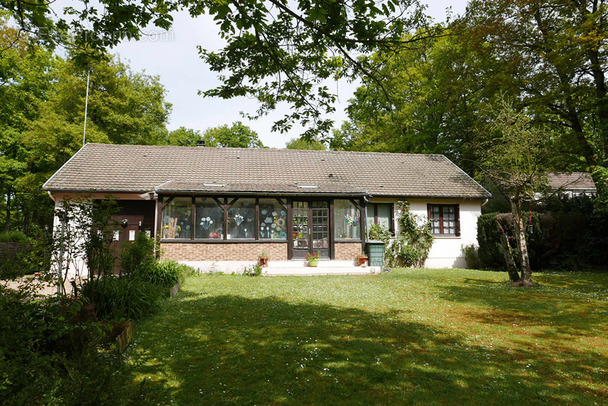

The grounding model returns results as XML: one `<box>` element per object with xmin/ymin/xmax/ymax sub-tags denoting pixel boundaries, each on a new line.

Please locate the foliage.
<box><xmin>165</xmin><ymin>126</ymin><xmax>204</xmax><ymax>146</ymax></box>
<box><xmin>285</xmin><ymin>137</ymin><xmax>327</xmax><ymax>150</ymax></box>
<box><xmin>0</xmin><ymin>17</ymin><xmax>172</xmax><ymax>238</ymax></box>
<box><xmin>242</xmin><ymin>264</ymin><xmax>263</xmax><ymax>277</ymax></box>
<box><xmin>259</xmin><ymin>252</ymin><xmax>268</xmax><ymax>259</ymax></box>
<box><xmin>129</xmin><ymin>270</ymin><xmax>608</xmax><ymax>404</ymax></box>
<box><xmin>1</xmin><ymin>0</ymin><xmax>437</xmax><ymax>138</ymax></box>
<box><xmin>121</xmin><ymin>232</ymin><xmax>158</xmax><ymax>277</ymax></box>
<box><xmin>335</xmin><ymin>29</ymin><xmax>486</xmax><ymax>171</ymax></box>
<box><xmin>0</xmin><ymin>285</ymin><xmax>153</xmax><ymax>405</ymax></box>
<box><xmin>135</xmin><ymin>260</ymin><xmax>194</xmax><ymax>288</ymax></box>
<box><xmin>80</xmin><ymin>277</ymin><xmax>163</xmax><ymax>322</ymax></box>
<box><xmin>384</xmin><ymin>200</ymin><xmax>433</xmax><ymax>267</ymax></box>
<box><xmin>368</xmin><ymin>222</ymin><xmax>392</xmax><ymax>243</ymax></box>
<box><xmin>477</xmin><ymin>99</ymin><xmax>551</xmax><ymax>285</ymax></box>
<box><xmin>461</xmin><ymin>244</ymin><xmax>482</xmax><ymax>270</ymax></box>
<box><xmin>305</xmin><ymin>251</ymin><xmax>320</xmax><ymax>261</ymax></box>
<box><xmin>461</xmin><ymin>0</ymin><xmax>608</xmax><ymax>199</ymax></box>
<box><xmin>0</xmin><ymin>231</ymin><xmax>29</xmax><ymax>243</ymax></box>
<box><xmin>201</xmin><ymin>121</ymin><xmax>264</xmax><ymax>148</ymax></box>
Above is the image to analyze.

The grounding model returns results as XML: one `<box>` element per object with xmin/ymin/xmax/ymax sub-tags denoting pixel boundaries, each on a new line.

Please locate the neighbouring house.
<box><xmin>43</xmin><ymin>143</ymin><xmax>491</xmax><ymax>275</ymax></box>
<box><xmin>547</xmin><ymin>172</ymin><xmax>597</xmax><ymax>197</ymax></box>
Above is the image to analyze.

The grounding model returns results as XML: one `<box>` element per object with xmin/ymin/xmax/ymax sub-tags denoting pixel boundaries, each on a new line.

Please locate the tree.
<box><xmin>165</xmin><ymin>127</ymin><xmax>204</xmax><ymax>146</ymax></box>
<box><xmin>0</xmin><ymin>17</ymin><xmax>57</xmax><ymax>233</ymax></box>
<box><xmin>1</xmin><ymin>0</ymin><xmax>436</xmax><ymax>137</ymax></box>
<box><xmin>478</xmin><ymin>99</ymin><xmax>551</xmax><ymax>286</ymax></box>
<box><xmin>201</xmin><ymin>122</ymin><xmax>264</xmax><ymax>148</ymax></box>
<box><xmin>285</xmin><ymin>138</ymin><xmax>326</xmax><ymax>150</ymax></box>
<box><xmin>335</xmin><ymin>27</ymin><xmax>518</xmax><ymax>172</ymax></box>
<box><xmin>461</xmin><ymin>0</ymin><xmax>608</xmax><ymax>198</ymax></box>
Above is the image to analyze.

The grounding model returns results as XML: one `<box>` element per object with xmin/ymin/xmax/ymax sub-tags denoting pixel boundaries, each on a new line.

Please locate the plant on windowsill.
<box><xmin>306</xmin><ymin>251</ymin><xmax>320</xmax><ymax>267</ymax></box>
<box><xmin>258</xmin><ymin>252</ymin><xmax>269</xmax><ymax>267</ymax></box>
<box><xmin>355</xmin><ymin>252</ymin><xmax>368</xmax><ymax>267</ymax></box>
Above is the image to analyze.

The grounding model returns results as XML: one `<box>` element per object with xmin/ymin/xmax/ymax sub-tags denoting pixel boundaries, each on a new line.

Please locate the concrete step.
<box><xmin>263</xmin><ymin>267</ymin><xmax>378</xmax><ymax>276</ymax></box>
<box><xmin>181</xmin><ymin>260</ymin><xmax>380</xmax><ymax>275</ymax></box>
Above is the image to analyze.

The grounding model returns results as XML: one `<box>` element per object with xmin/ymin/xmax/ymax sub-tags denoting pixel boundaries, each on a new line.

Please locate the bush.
<box><xmin>368</xmin><ymin>223</ymin><xmax>391</xmax><ymax>243</ymax></box>
<box><xmin>0</xmin><ymin>231</ymin><xmax>29</xmax><ymax>243</ymax></box>
<box><xmin>80</xmin><ymin>277</ymin><xmax>163</xmax><ymax>322</ymax></box>
<box><xmin>0</xmin><ymin>287</ymin><xmax>149</xmax><ymax>405</ymax></box>
<box><xmin>243</xmin><ymin>264</ymin><xmax>263</xmax><ymax>276</ymax></box>
<box><xmin>461</xmin><ymin>244</ymin><xmax>483</xmax><ymax>269</ymax></box>
<box><xmin>135</xmin><ymin>260</ymin><xmax>193</xmax><ymax>288</ymax></box>
<box><xmin>121</xmin><ymin>232</ymin><xmax>157</xmax><ymax>276</ymax></box>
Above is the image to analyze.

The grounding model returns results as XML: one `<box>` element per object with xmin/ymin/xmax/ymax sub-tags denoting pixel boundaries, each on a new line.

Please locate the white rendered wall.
<box><xmin>407</xmin><ymin>198</ymin><xmax>482</xmax><ymax>268</ymax></box>
<box><xmin>369</xmin><ymin>197</ymin><xmax>483</xmax><ymax>269</ymax></box>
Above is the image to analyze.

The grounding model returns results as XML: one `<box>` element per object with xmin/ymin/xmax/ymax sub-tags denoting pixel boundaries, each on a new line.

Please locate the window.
<box><xmin>334</xmin><ymin>199</ymin><xmax>361</xmax><ymax>240</ymax></box>
<box><xmin>366</xmin><ymin>203</ymin><xmax>393</xmax><ymax>234</ymax></box>
<box><xmin>259</xmin><ymin>198</ymin><xmax>287</xmax><ymax>240</ymax></box>
<box><xmin>228</xmin><ymin>198</ymin><xmax>255</xmax><ymax>239</ymax></box>
<box><xmin>161</xmin><ymin>197</ymin><xmax>192</xmax><ymax>239</ymax></box>
<box><xmin>428</xmin><ymin>204</ymin><xmax>460</xmax><ymax>236</ymax></box>
<box><xmin>195</xmin><ymin>197</ymin><xmax>224</xmax><ymax>239</ymax></box>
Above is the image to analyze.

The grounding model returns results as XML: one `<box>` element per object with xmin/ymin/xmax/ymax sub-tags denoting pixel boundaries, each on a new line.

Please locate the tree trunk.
<box><xmin>495</xmin><ymin>217</ymin><xmax>521</xmax><ymax>283</ymax></box>
<box><xmin>510</xmin><ymin>194</ymin><xmax>534</xmax><ymax>286</ymax></box>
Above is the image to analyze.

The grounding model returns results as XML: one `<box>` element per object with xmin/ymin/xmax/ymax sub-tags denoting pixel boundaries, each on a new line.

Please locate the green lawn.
<box><xmin>127</xmin><ymin>269</ymin><xmax>608</xmax><ymax>405</ymax></box>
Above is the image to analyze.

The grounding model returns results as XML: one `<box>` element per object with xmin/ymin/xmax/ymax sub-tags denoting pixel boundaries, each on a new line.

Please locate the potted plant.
<box><xmin>306</xmin><ymin>251</ymin><xmax>320</xmax><ymax>267</ymax></box>
<box><xmin>355</xmin><ymin>252</ymin><xmax>368</xmax><ymax>267</ymax></box>
<box><xmin>258</xmin><ymin>252</ymin><xmax>269</xmax><ymax>267</ymax></box>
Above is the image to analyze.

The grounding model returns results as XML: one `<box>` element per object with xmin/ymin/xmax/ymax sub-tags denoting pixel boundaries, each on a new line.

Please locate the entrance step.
<box><xmin>181</xmin><ymin>260</ymin><xmax>380</xmax><ymax>276</ymax></box>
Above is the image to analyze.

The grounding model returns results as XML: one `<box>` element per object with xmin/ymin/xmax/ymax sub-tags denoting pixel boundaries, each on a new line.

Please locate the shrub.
<box><xmin>135</xmin><ymin>260</ymin><xmax>194</xmax><ymax>288</ymax></box>
<box><xmin>0</xmin><ymin>231</ymin><xmax>29</xmax><ymax>243</ymax></box>
<box><xmin>243</xmin><ymin>264</ymin><xmax>263</xmax><ymax>277</ymax></box>
<box><xmin>368</xmin><ymin>223</ymin><xmax>391</xmax><ymax>243</ymax></box>
<box><xmin>461</xmin><ymin>244</ymin><xmax>483</xmax><ymax>269</ymax></box>
<box><xmin>384</xmin><ymin>201</ymin><xmax>433</xmax><ymax>268</ymax></box>
<box><xmin>80</xmin><ymin>277</ymin><xmax>163</xmax><ymax>322</ymax></box>
<box><xmin>121</xmin><ymin>232</ymin><xmax>157</xmax><ymax>276</ymax></box>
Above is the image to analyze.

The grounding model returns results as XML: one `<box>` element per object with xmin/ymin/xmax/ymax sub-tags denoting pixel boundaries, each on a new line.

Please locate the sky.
<box><xmin>111</xmin><ymin>1</ymin><xmax>469</xmax><ymax>148</ymax></box>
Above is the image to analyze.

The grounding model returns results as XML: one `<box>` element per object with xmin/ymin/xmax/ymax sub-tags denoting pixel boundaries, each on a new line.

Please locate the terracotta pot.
<box><xmin>356</xmin><ymin>256</ymin><xmax>368</xmax><ymax>267</ymax></box>
<box><xmin>258</xmin><ymin>257</ymin><xmax>269</xmax><ymax>267</ymax></box>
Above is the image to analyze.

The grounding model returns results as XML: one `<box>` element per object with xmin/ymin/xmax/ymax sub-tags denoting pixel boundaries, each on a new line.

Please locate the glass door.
<box><xmin>292</xmin><ymin>200</ymin><xmax>330</xmax><ymax>259</ymax></box>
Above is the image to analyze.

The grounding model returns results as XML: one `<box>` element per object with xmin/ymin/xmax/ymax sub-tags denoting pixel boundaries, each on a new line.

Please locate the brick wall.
<box><xmin>335</xmin><ymin>242</ymin><xmax>363</xmax><ymax>260</ymax></box>
<box><xmin>161</xmin><ymin>242</ymin><xmax>288</xmax><ymax>261</ymax></box>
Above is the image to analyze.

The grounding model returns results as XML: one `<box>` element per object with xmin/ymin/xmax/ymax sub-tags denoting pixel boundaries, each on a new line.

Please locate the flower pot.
<box><xmin>258</xmin><ymin>257</ymin><xmax>269</xmax><ymax>267</ymax></box>
<box><xmin>356</xmin><ymin>256</ymin><xmax>368</xmax><ymax>267</ymax></box>
<box><xmin>308</xmin><ymin>259</ymin><xmax>318</xmax><ymax>267</ymax></box>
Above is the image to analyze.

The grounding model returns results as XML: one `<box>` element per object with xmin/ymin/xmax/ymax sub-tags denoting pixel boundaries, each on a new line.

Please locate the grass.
<box><xmin>127</xmin><ymin>269</ymin><xmax>608</xmax><ymax>405</ymax></box>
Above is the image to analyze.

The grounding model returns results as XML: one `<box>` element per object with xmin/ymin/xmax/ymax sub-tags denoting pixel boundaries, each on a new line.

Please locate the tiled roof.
<box><xmin>547</xmin><ymin>172</ymin><xmax>596</xmax><ymax>191</ymax></box>
<box><xmin>43</xmin><ymin>144</ymin><xmax>491</xmax><ymax>199</ymax></box>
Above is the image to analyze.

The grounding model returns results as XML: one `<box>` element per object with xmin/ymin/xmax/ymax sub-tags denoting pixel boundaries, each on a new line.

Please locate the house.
<box><xmin>43</xmin><ymin>143</ymin><xmax>491</xmax><ymax>274</ymax></box>
<box><xmin>547</xmin><ymin>172</ymin><xmax>597</xmax><ymax>197</ymax></box>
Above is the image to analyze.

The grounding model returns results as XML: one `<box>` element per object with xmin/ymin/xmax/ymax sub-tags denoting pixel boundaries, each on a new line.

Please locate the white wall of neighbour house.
<box><xmin>51</xmin><ymin>199</ymin><xmax>90</xmax><ymax>280</ymax></box>
<box><xmin>368</xmin><ymin>197</ymin><xmax>483</xmax><ymax>269</ymax></box>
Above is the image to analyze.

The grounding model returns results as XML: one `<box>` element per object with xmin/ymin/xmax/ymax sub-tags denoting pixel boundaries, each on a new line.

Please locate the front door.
<box><xmin>292</xmin><ymin>200</ymin><xmax>330</xmax><ymax>259</ymax></box>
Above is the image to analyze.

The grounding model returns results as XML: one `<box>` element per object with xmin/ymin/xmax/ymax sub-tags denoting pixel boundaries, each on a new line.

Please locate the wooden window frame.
<box><xmin>367</xmin><ymin>203</ymin><xmax>394</xmax><ymax>234</ymax></box>
<box><xmin>159</xmin><ymin>196</ymin><xmax>289</xmax><ymax>242</ymax></box>
<box><xmin>427</xmin><ymin>204</ymin><xmax>460</xmax><ymax>237</ymax></box>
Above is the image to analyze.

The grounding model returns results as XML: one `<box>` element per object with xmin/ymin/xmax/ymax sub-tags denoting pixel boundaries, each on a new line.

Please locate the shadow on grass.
<box><xmin>129</xmin><ymin>291</ymin><xmax>608</xmax><ymax>405</ymax></box>
<box><xmin>437</xmin><ymin>275</ymin><xmax>608</xmax><ymax>339</ymax></box>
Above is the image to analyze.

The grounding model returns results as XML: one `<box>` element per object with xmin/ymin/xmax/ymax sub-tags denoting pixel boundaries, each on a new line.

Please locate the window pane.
<box><xmin>334</xmin><ymin>199</ymin><xmax>361</xmax><ymax>239</ymax></box>
<box><xmin>195</xmin><ymin>197</ymin><xmax>223</xmax><ymax>239</ymax></box>
<box><xmin>162</xmin><ymin>197</ymin><xmax>191</xmax><ymax>239</ymax></box>
<box><xmin>227</xmin><ymin>198</ymin><xmax>255</xmax><ymax>239</ymax></box>
<box><xmin>377</xmin><ymin>204</ymin><xmax>391</xmax><ymax>229</ymax></box>
<box><xmin>366</xmin><ymin>206</ymin><xmax>375</xmax><ymax>231</ymax></box>
<box><xmin>259</xmin><ymin>199</ymin><xmax>287</xmax><ymax>240</ymax></box>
